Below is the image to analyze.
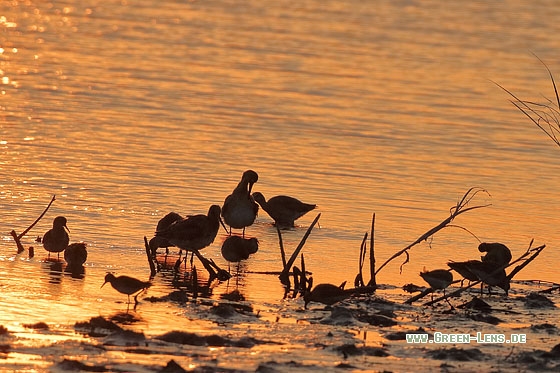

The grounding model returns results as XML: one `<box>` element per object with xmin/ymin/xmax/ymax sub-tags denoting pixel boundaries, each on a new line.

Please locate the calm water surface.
<box><xmin>1</xmin><ymin>0</ymin><xmax>559</xmax><ymax>370</ymax></box>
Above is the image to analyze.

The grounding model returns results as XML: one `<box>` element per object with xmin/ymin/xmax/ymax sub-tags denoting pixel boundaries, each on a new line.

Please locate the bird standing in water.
<box><xmin>420</xmin><ymin>269</ymin><xmax>454</xmax><ymax>301</ymax></box>
<box><xmin>155</xmin><ymin>205</ymin><xmax>223</xmax><ymax>263</ymax></box>
<box><xmin>64</xmin><ymin>242</ymin><xmax>87</xmax><ymax>268</ymax></box>
<box><xmin>252</xmin><ymin>192</ymin><xmax>316</xmax><ymax>228</ymax></box>
<box><xmin>149</xmin><ymin>211</ymin><xmax>184</xmax><ymax>257</ymax></box>
<box><xmin>220</xmin><ymin>235</ymin><xmax>259</xmax><ymax>274</ymax></box>
<box><xmin>101</xmin><ymin>273</ymin><xmax>152</xmax><ymax>304</ymax></box>
<box><xmin>221</xmin><ymin>170</ymin><xmax>259</xmax><ymax>236</ymax></box>
<box><xmin>42</xmin><ymin>216</ymin><xmax>70</xmax><ymax>259</ymax></box>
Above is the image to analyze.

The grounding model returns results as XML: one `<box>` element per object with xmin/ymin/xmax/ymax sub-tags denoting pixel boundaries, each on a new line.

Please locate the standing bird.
<box><xmin>420</xmin><ymin>269</ymin><xmax>454</xmax><ymax>301</ymax></box>
<box><xmin>42</xmin><ymin>216</ymin><xmax>70</xmax><ymax>259</ymax></box>
<box><xmin>149</xmin><ymin>212</ymin><xmax>184</xmax><ymax>257</ymax></box>
<box><xmin>220</xmin><ymin>236</ymin><xmax>259</xmax><ymax>273</ymax></box>
<box><xmin>101</xmin><ymin>273</ymin><xmax>152</xmax><ymax>304</ymax></box>
<box><xmin>464</xmin><ymin>260</ymin><xmax>510</xmax><ymax>295</ymax></box>
<box><xmin>252</xmin><ymin>192</ymin><xmax>316</xmax><ymax>228</ymax></box>
<box><xmin>64</xmin><ymin>242</ymin><xmax>88</xmax><ymax>268</ymax></box>
<box><xmin>447</xmin><ymin>260</ymin><xmax>480</xmax><ymax>285</ymax></box>
<box><xmin>155</xmin><ymin>205</ymin><xmax>223</xmax><ymax>261</ymax></box>
<box><xmin>221</xmin><ymin>170</ymin><xmax>259</xmax><ymax>236</ymax></box>
<box><xmin>478</xmin><ymin>242</ymin><xmax>512</xmax><ymax>267</ymax></box>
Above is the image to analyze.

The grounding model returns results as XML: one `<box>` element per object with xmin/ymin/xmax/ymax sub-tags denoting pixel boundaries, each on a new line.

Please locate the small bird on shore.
<box><xmin>252</xmin><ymin>192</ymin><xmax>316</xmax><ymax>228</ymax></box>
<box><xmin>478</xmin><ymin>242</ymin><xmax>512</xmax><ymax>267</ymax></box>
<box><xmin>64</xmin><ymin>242</ymin><xmax>87</xmax><ymax>268</ymax></box>
<box><xmin>465</xmin><ymin>260</ymin><xmax>510</xmax><ymax>295</ymax></box>
<box><xmin>221</xmin><ymin>170</ymin><xmax>259</xmax><ymax>236</ymax></box>
<box><xmin>447</xmin><ymin>260</ymin><xmax>480</xmax><ymax>284</ymax></box>
<box><xmin>149</xmin><ymin>212</ymin><xmax>183</xmax><ymax>257</ymax></box>
<box><xmin>221</xmin><ymin>236</ymin><xmax>259</xmax><ymax>273</ymax></box>
<box><xmin>420</xmin><ymin>269</ymin><xmax>453</xmax><ymax>301</ymax></box>
<box><xmin>304</xmin><ymin>283</ymin><xmax>351</xmax><ymax>308</ymax></box>
<box><xmin>42</xmin><ymin>216</ymin><xmax>70</xmax><ymax>259</ymax></box>
<box><xmin>101</xmin><ymin>273</ymin><xmax>152</xmax><ymax>304</ymax></box>
<box><xmin>155</xmin><ymin>205</ymin><xmax>223</xmax><ymax>264</ymax></box>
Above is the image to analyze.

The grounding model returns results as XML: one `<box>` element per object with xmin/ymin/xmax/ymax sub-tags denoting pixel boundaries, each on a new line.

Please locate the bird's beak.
<box><xmin>248</xmin><ymin>182</ymin><xmax>255</xmax><ymax>195</ymax></box>
<box><xmin>219</xmin><ymin>216</ymin><xmax>228</xmax><ymax>234</ymax></box>
<box><xmin>101</xmin><ymin>281</ymin><xmax>107</xmax><ymax>288</ymax></box>
<box><xmin>64</xmin><ymin>225</ymin><xmax>70</xmax><ymax>233</ymax></box>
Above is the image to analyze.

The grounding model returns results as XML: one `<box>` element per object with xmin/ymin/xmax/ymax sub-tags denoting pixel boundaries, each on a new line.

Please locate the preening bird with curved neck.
<box><xmin>252</xmin><ymin>192</ymin><xmax>316</xmax><ymax>228</ymax></box>
<box><xmin>42</xmin><ymin>216</ymin><xmax>70</xmax><ymax>259</ymax></box>
<box><xmin>221</xmin><ymin>170</ymin><xmax>259</xmax><ymax>236</ymax></box>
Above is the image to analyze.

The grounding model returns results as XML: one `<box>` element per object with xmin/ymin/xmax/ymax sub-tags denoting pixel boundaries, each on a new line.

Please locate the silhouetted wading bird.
<box><xmin>221</xmin><ymin>170</ymin><xmax>259</xmax><ymax>236</ymax></box>
<box><xmin>155</xmin><ymin>205</ymin><xmax>223</xmax><ymax>264</ymax></box>
<box><xmin>101</xmin><ymin>273</ymin><xmax>152</xmax><ymax>304</ymax></box>
<box><xmin>252</xmin><ymin>192</ymin><xmax>316</xmax><ymax>228</ymax></box>
<box><xmin>64</xmin><ymin>242</ymin><xmax>87</xmax><ymax>268</ymax></box>
<box><xmin>478</xmin><ymin>242</ymin><xmax>512</xmax><ymax>267</ymax></box>
<box><xmin>304</xmin><ymin>283</ymin><xmax>351</xmax><ymax>308</ymax></box>
<box><xmin>42</xmin><ymin>216</ymin><xmax>70</xmax><ymax>259</ymax></box>
<box><xmin>420</xmin><ymin>269</ymin><xmax>453</xmax><ymax>301</ymax></box>
<box><xmin>464</xmin><ymin>260</ymin><xmax>510</xmax><ymax>295</ymax></box>
<box><xmin>149</xmin><ymin>212</ymin><xmax>183</xmax><ymax>257</ymax></box>
<box><xmin>221</xmin><ymin>236</ymin><xmax>259</xmax><ymax>273</ymax></box>
<box><xmin>447</xmin><ymin>260</ymin><xmax>480</xmax><ymax>284</ymax></box>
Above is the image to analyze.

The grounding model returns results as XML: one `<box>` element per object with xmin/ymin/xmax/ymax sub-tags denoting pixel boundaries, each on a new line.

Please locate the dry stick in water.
<box><xmin>279</xmin><ymin>213</ymin><xmax>321</xmax><ymax>286</ymax></box>
<box><xmin>10</xmin><ymin>194</ymin><xmax>56</xmax><ymax>254</ymax></box>
<box><xmin>368</xmin><ymin>213</ymin><xmax>377</xmax><ymax>287</ymax></box>
<box><xmin>276</xmin><ymin>225</ymin><xmax>287</xmax><ymax>269</ymax></box>
<box><xmin>355</xmin><ymin>232</ymin><xmax>368</xmax><ymax>287</ymax></box>
<box><xmin>375</xmin><ymin>187</ymin><xmax>491</xmax><ymax>276</ymax></box>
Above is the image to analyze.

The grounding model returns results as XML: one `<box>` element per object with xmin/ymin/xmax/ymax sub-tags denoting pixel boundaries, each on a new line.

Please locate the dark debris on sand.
<box><xmin>427</xmin><ymin>347</ymin><xmax>485</xmax><ymax>361</ymax></box>
<box><xmin>56</xmin><ymin>358</ymin><xmax>114</xmax><ymax>372</ymax></box>
<box><xmin>156</xmin><ymin>331</ymin><xmax>277</xmax><ymax>348</ymax></box>
<box><xmin>524</xmin><ymin>292</ymin><xmax>556</xmax><ymax>308</ymax></box>
<box><xmin>334</xmin><ymin>343</ymin><xmax>389</xmax><ymax>359</ymax></box>
<box><xmin>74</xmin><ymin>316</ymin><xmax>124</xmax><ymax>337</ymax></box>
<box><xmin>516</xmin><ymin>343</ymin><xmax>560</xmax><ymax>371</ymax></box>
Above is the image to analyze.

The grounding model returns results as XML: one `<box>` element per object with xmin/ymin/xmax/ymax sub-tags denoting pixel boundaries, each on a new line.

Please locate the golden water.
<box><xmin>1</xmin><ymin>0</ymin><xmax>559</xmax><ymax>370</ymax></box>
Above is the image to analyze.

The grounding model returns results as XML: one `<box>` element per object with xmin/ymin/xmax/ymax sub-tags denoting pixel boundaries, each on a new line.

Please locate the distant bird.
<box><xmin>221</xmin><ymin>236</ymin><xmax>259</xmax><ymax>273</ymax></box>
<box><xmin>221</xmin><ymin>170</ymin><xmax>259</xmax><ymax>236</ymax></box>
<box><xmin>478</xmin><ymin>242</ymin><xmax>512</xmax><ymax>267</ymax></box>
<box><xmin>64</xmin><ymin>242</ymin><xmax>87</xmax><ymax>268</ymax></box>
<box><xmin>149</xmin><ymin>212</ymin><xmax>183</xmax><ymax>257</ymax></box>
<box><xmin>101</xmin><ymin>273</ymin><xmax>152</xmax><ymax>304</ymax></box>
<box><xmin>420</xmin><ymin>269</ymin><xmax>453</xmax><ymax>301</ymax></box>
<box><xmin>155</xmin><ymin>205</ymin><xmax>223</xmax><ymax>261</ymax></box>
<box><xmin>465</xmin><ymin>260</ymin><xmax>510</xmax><ymax>295</ymax></box>
<box><xmin>252</xmin><ymin>192</ymin><xmax>316</xmax><ymax>228</ymax></box>
<box><xmin>42</xmin><ymin>216</ymin><xmax>70</xmax><ymax>259</ymax></box>
<box><xmin>304</xmin><ymin>283</ymin><xmax>351</xmax><ymax>308</ymax></box>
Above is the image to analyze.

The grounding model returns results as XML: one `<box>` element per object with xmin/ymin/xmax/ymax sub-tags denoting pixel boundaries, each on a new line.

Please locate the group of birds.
<box><xmin>148</xmin><ymin>170</ymin><xmax>316</xmax><ymax>269</ymax></box>
<box><xmin>420</xmin><ymin>242</ymin><xmax>513</xmax><ymax>300</ymax></box>
<box><xmin>39</xmin><ymin>170</ymin><xmax>318</xmax><ymax>304</ymax></box>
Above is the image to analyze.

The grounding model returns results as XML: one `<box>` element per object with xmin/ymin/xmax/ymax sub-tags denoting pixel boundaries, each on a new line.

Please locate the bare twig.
<box><xmin>276</xmin><ymin>226</ymin><xmax>287</xmax><ymax>268</ymax></box>
<box><xmin>493</xmin><ymin>54</ymin><xmax>560</xmax><ymax>147</ymax></box>
<box><xmin>375</xmin><ymin>187</ymin><xmax>491</xmax><ymax>276</ymax></box>
<box><xmin>355</xmin><ymin>233</ymin><xmax>368</xmax><ymax>287</ymax></box>
<box><xmin>279</xmin><ymin>213</ymin><xmax>321</xmax><ymax>285</ymax></box>
<box><xmin>11</xmin><ymin>195</ymin><xmax>56</xmax><ymax>253</ymax></box>
<box><xmin>367</xmin><ymin>213</ymin><xmax>377</xmax><ymax>287</ymax></box>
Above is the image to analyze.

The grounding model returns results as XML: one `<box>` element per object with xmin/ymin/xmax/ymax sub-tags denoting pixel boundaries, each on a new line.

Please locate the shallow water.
<box><xmin>1</xmin><ymin>0</ymin><xmax>559</xmax><ymax>371</ymax></box>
